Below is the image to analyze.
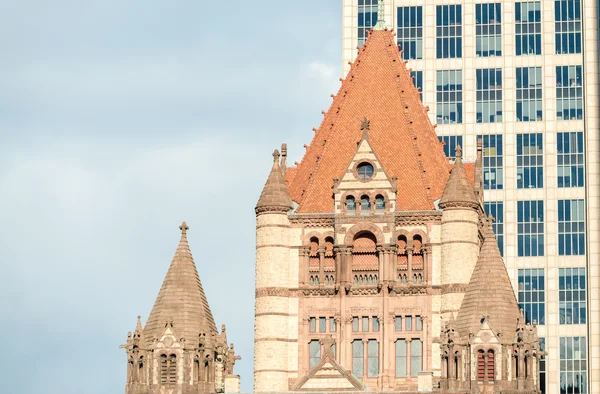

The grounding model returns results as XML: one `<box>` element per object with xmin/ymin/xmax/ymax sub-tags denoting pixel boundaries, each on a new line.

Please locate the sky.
<box><xmin>0</xmin><ymin>1</ymin><xmax>341</xmax><ymax>392</ymax></box>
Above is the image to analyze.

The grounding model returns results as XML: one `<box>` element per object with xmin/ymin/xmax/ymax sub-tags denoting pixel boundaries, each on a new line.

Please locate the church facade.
<box><xmin>254</xmin><ymin>22</ymin><xmax>545</xmax><ymax>394</ymax></box>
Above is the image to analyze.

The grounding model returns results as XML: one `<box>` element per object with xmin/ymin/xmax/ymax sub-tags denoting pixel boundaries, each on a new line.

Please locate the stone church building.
<box><xmin>119</xmin><ymin>8</ymin><xmax>546</xmax><ymax>394</ymax></box>
<box><xmin>254</xmin><ymin>21</ymin><xmax>545</xmax><ymax>394</ymax></box>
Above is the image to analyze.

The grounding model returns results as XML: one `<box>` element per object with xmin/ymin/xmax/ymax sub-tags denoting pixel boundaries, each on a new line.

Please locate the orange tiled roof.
<box><xmin>289</xmin><ymin>29</ymin><xmax>451</xmax><ymax>213</ymax></box>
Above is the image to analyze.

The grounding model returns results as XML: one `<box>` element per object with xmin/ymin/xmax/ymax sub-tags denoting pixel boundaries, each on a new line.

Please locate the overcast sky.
<box><xmin>0</xmin><ymin>1</ymin><xmax>341</xmax><ymax>392</ymax></box>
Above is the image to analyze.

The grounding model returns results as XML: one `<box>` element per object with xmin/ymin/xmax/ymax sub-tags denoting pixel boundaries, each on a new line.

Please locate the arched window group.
<box><xmin>345</xmin><ymin>193</ymin><xmax>386</xmax><ymax>215</ymax></box>
<box><xmin>305</xmin><ymin>236</ymin><xmax>335</xmax><ymax>286</ymax></box>
<box><xmin>194</xmin><ymin>357</ymin><xmax>210</xmax><ymax>383</ymax></box>
<box><xmin>352</xmin><ymin>232</ymin><xmax>379</xmax><ymax>285</ymax></box>
<box><xmin>160</xmin><ymin>354</ymin><xmax>177</xmax><ymax>384</ymax></box>
<box><xmin>477</xmin><ymin>349</ymin><xmax>495</xmax><ymax>382</ymax></box>
<box><xmin>397</xmin><ymin>234</ymin><xmax>426</xmax><ymax>284</ymax></box>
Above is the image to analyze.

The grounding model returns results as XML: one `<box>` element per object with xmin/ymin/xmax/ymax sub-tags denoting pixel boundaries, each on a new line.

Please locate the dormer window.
<box><xmin>361</xmin><ymin>195</ymin><xmax>371</xmax><ymax>214</ymax></box>
<box><xmin>357</xmin><ymin>162</ymin><xmax>374</xmax><ymax>180</ymax></box>
<box><xmin>375</xmin><ymin>195</ymin><xmax>385</xmax><ymax>210</ymax></box>
<box><xmin>346</xmin><ymin>196</ymin><xmax>356</xmax><ymax>212</ymax></box>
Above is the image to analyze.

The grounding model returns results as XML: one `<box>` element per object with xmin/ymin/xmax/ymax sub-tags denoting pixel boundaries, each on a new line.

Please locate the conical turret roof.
<box><xmin>439</xmin><ymin>145</ymin><xmax>478</xmax><ymax>209</ymax></box>
<box><xmin>144</xmin><ymin>222</ymin><xmax>217</xmax><ymax>344</ymax></box>
<box><xmin>256</xmin><ymin>149</ymin><xmax>293</xmax><ymax>213</ymax></box>
<box><xmin>454</xmin><ymin>216</ymin><xmax>521</xmax><ymax>342</ymax></box>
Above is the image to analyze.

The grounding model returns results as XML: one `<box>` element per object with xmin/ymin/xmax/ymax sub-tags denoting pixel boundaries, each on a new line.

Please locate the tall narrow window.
<box><xmin>373</xmin><ymin>316</ymin><xmax>380</xmax><ymax>332</ymax></box>
<box><xmin>168</xmin><ymin>355</ymin><xmax>177</xmax><ymax>384</ymax></box>
<box><xmin>556</xmin><ymin>65</ymin><xmax>583</xmax><ymax>120</ymax></box>
<box><xmin>484</xmin><ymin>201</ymin><xmax>504</xmax><ymax>255</ymax></box>
<box><xmin>352</xmin><ymin>340</ymin><xmax>364</xmax><ymax>377</ymax></box>
<box><xmin>436</xmin><ymin>70</ymin><xmax>463</xmax><ymax>124</ymax></box>
<box><xmin>438</xmin><ymin>135</ymin><xmax>463</xmax><ymax>159</ymax></box>
<box><xmin>160</xmin><ymin>354</ymin><xmax>168</xmax><ymax>384</ymax></box>
<box><xmin>319</xmin><ymin>317</ymin><xmax>326</xmax><ymax>332</ymax></box>
<box><xmin>367</xmin><ymin>340</ymin><xmax>379</xmax><ymax>377</ymax></box>
<box><xmin>395</xmin><ymin>316</ymin><xmax>402</xmax><ymax>331</ymax></box>
<box><xmin>517</xmin><ymin>200</ymin><xmax>544</xmax><ymax>257</ymax></box>
<box><xmin>416</xmin><ymin>316</ymin><xmax>423</xmax><ymax>331</ymax></box>
<box><xmin>476</xmin><ymin>3</ymin><xmax>502</xmax><ymax>57</ymax></box>
<box><xmin>309</xmin><ymin>317</ymin><xmax>316</xmax><ymax>333</ymax></box>
<box><xmin>353</xmin><ymin>317</ymin><xmax>359</xmax><ymax>332</ymax></box>
<box><xmin>375</xmin><ymin>195</ymin><xmax>385</xmax><ymax>211</ymax></box>
<box><xmin>476</xmin><ymin>68</ymin><xmax>502</xmax><ymax>123</ymax></box>
<box><xmin>516</xmin><ymin>67</ymin><xmax>543</xmax><ymax>122</ymax></box>
<box><xmin>518</xmin><ymin>268</ymin><xmax>545</xmax><ymax>325</ymax></box>
<box><xmin>558</xmin><ymin>132</ymin><xmax>585</xmax><ymax>187</ymax></box>
<box><xmin>330</xmin><ymin>317</ymin><xmax>336</xmax><ymax>332</ymax></box>
<box><xmin>560</xmin><ymin>337</ymin><xmax>588</xmax><ymax>393</ymax></box>
<box><xmin>555</xmin><ymin>0</ymin><xmax>582</xmax><ymax>54</ymax></box>
<box><xmin>487</xmin><ymin>350</ymin><xmax>495</xmax><ymax>381</ymax></box>
<box><xmin>346</xmin><ymin>196</ymin><xmax>356</xmax><ymax>213</ymax></box>
<box><xmin>411</xmin><ymin>340</ymin><xmax>423</xmax><ymax>377</ymax></box>
<box><xmin>396</xmin><ymin>339</ymin><xmax>407</xmax><ymax>377</ymax></box>
<box><xmin>405</xmin><ymin>316</ymin><xmax>413</xmax><ymax>331</ymax></box>
<box><xmin>436</xmin><ymin>5</ymin><xmax>462</xmax><ymax>58</ymax></box>
<box><xmin>362</xmin><ymin>316</ymin><xmax>370</xmax><ymax>332</ymax></box>
<box><xmin>558</xmin><ymin>199</ymin><xmax>586</xmax><ymax>256</ymax></box>
<box><xmin>411</xmin><ymin>71</ymin><xmax>423</xmax><ymax>102</ymax></box>
<box><xmin>515</xmin><ymin>2</ymin><xmax>542</xmax><ymax>55</ymax></box>
<box><xmin>479</xmin><ymin>135</ymin><xmax>504</xmax><ymax>190</ymax></box>
<box><xmin>309</xmin><ymin>340</ymin><xmax>321</xmax><ymax>369</ymax></box>
<box><xmin>517</xmin><ymin>133</ymin><xmax>543</xmax><ymax>189</ymax></box>
<box><xmin>477</xmin><ymin>350</ymin><xmax>486</xmax><ymax>381</ymax></box>
<box><xmin>358</xmin><ymin>0</ymin><xmax>378</xmax><ymax>47</ymax></box>
<box><xmin>361</xmin><ymin>195</ymin><xmax>371</xmax><ymax>214</ymax></box>
<box><xmin>397</xmin><ymin>6</ymin><xmax>423</xmax><ymax>59</ymax></box>
<box><xmin>539</xmin><ymin>338</ymin><xmax>546</xmax><ymax>393</ymax></box>
<box><xmin>559</xmin><ymin>268</ymin><xmax>587</xmax><ymax>324</ymax></box>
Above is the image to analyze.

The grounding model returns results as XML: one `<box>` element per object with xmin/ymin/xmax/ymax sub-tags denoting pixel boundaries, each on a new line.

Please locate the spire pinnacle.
<box><xmin>455</xmin><ymin>144</ymin><xmax>463</xmax><ymax>161</ymax></box>
<box><xmin>256</xmin><ymin>148</ymin><xmax>293</xmax><ymax>214</ymax></box>
<box><xmin>374</xmin><ymin>0</ymin><xmax>386</xmax><ymax>30</ymax></box>
<box><xmin>439</xmin><ymin>144</ymin><xmax>478</xmax><ymax>210</ymax></box>
<box><xmin>179</xmin><ymin>221</ymin><xmax>189</xmax><ymax>236</ymax></box>
<box><xmin>360</xmin><ymin>116</ymin><xmax>370</xmax><ymax>140</ymax></box>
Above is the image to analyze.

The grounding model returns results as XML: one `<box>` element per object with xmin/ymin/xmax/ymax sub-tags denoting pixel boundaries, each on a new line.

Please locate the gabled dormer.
<box><xmin>333</xmin><ymin>117</ymin><xmax>397</xmax><ymax>217</ymax></box>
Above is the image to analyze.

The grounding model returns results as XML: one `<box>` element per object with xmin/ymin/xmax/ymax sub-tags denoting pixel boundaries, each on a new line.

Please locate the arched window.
<box><xmin>160</xmin><ymin>354</ymin><xmax>168</xmax><ymax>384</ymax></box>
<box><xmin>324</xmin><ymin>237</ymin><xmax>335</xmax><ymax>279</ymax></box>
<box><xmin>453</xmin><ymin>352</ymin><xmax>459</xmax><ymax>379</ymax></box>
<box><xmin>375</xmin><ymin>194</ymin><xmax>385</xmax><ymax>210</ymax></box>
<box><xmin>477</xmin><ymin>350</ymin><xmax>486</xmax><ymax>382</ymax></box>
<box><xmin>487</xmin><ymin>350</ymin><xmax>495</xmax><ymax>381</ymax></box>
<box><xmin>138</xmin><ymin>356</ymin><xmax>145</xmax><ymax>383</ymax></box>
<box><xmin>397</xmin><ymin>235</ymin><xmax>408</xmax><ymax>271</ymax></box>
<box><xmin>128</xmin><ymin>357</ymin><xmax>134</xmax><ymax>383</ymax></box>
<box><xmin>412</xmin><ymin>235</ymin><xmax>424</xmax><ymax>270</ymax></box>
<box><xmin>361</xmin><ymin>195</ymin><xmax>371</xmax><ymax>213</ymax></box>
<box><xmin>169</xmin><ymin>354</ymin><xmax>177</xmax><ymax>384</ymax></box>
<box><xmin>309</xmin><ymin>237</ymin><xmax>319</xmax><ymax>284</ymax></box>
<box><xmin>346</xmin><ymin>196</ymin><xmax>356</xmax><ymax>213</ymax></box>
<box><xmin>194</xmin><ymin>358</ymin><xmax>200</xmax><ymax>383</ymax></box>
<box><xmin>352</xmin><ymin>232</ymin><xmax>378</xmax><ymax>282</ymax></box>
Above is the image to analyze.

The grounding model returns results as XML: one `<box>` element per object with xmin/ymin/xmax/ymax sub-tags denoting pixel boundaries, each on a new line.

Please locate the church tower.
<box><xmin>121</xmin><ymin>223</ymin><xmax>241</xmax><ymax>394</ymax></box>
<box><xmin>438</xmin><ymin>217</ymin><xmax>544</xmax><ymax>393</ymax></box>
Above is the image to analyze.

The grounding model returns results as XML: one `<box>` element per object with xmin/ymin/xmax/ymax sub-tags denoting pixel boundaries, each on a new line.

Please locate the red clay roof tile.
<box><xmin>289</xmin><ymin>30</ymin><xmax>451</xmax><ymax>213</ymax></box>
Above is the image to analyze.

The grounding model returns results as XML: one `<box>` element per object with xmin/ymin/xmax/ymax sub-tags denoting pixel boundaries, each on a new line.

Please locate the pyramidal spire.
<box><xmin>374</xmin><ymin>0</ymin><xmax>386</xmax><ymax>30</ymax></box>
<box><xmin>454</xmin><ymin>216</ymin><xmax>521</xmax><ymax>342</ymax></box>
<box><xmin>439</xmin><ymin>145</ymin><xmax>478</xmax><ymax>210</ymax></box>
<box><xmin>143</xmin><ymin>222</ymin><xmax>217</xmax><ymax>344</ymax></box>
<box><xmin>255</xmin><ymin>149</ymin><xmax>293</xmax><ymax>214</ymax></box>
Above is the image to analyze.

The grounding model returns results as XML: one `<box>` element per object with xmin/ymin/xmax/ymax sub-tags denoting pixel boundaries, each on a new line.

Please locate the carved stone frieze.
<box><xmin>349</xmin><ymin>286</ymin><xmax>380</xmax><ymax>296</ymax></box>
<box><xmin>301</xmin><ymin>286</ymin><xmax>336</xmax><ymax>297</ymax></box>
<box><xmin>389</xmin><ymin>284</ymin><xmax>428</xmax><ymax>295</ymax></box>
<box><xmin>440</xmin><ymin>283</ymin><xmax>468</xmax><ymax>294</ymax></box>
<box><xmin>395</xmin><ymin>211</ymin><xmax>442</xmax><ymax>226</ymax></box>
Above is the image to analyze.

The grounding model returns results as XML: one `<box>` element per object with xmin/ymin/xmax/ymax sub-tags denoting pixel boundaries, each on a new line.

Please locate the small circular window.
<box><xmin>357</xmin><ymin>162</ymin><xmax>374</xmax><ymax>180</ymax></box>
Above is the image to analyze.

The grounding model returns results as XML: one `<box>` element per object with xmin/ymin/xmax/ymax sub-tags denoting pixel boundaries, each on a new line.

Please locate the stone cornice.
<box><xmin>255</xmin><ymin>205</ymin><xmax>291</xmax><ymax>215</ymax></box>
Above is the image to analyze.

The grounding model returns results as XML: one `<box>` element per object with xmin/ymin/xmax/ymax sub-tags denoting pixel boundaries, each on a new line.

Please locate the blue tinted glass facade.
<box><xmin>436</xmin><ymin>5</ymin><xmax>462</xmax><ymax>58</ymax></box>
<box><xmin>397</xmin><ymin>6</ymin><xmax>423</xmax><ymax>60</ymax></box>
<box><xmin>358</xmin><ymin>0</ymin><xmax>378</xmax><ymax>47</ymax></box>
<box><xmin>517</xmin><ymin>200</ymin><xmax>544</xmax><ymax>257</ymax></box>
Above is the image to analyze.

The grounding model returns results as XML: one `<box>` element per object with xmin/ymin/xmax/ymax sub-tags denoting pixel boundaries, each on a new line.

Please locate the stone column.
<box><xmin>406</xmin><ymin>246</ymin><xmax>414</xmax><ymax>283</ymax></box>
<box><xmin>300</xmin><ymin>247</ymin><xmax>310</xmax><ymax>286</ymax></box>
<box><xmin>377</xmin><ymin>246</ymin><xmax>385</xmax><ymax>283</ymax></box>
<box><xmin>334</xmin><ymin>246</ymin><xmax>342</xmax><ymax>285</ymax></box>
<box><xmin>318</xmin><ymin>247</ymin><xmax>325</xmax><ymax>284</ymax></box>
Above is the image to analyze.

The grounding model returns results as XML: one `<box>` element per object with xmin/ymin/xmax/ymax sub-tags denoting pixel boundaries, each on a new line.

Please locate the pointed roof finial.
<box><xmin>455</xmin><ymin>144</ymin><xmax>463</xmax><ymax>161</ymax></box>
<box><xmin>179</xmin><ymin>221</ymin><xmax>189</xmax><ymax>236</ymax></box>
<box><xmin>273</xmin><ymin>149</ymin><xmax>280</xmax><ymax>163</ymax></box>
<box><xmin>374</xmin><ymin>0</ymin><xmax>386</xmax><ymax>30</ymax></box>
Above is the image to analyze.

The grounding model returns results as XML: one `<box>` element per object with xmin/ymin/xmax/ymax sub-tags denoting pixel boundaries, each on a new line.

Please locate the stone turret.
<box><xmin>439</xmin><ymin>145</ymin><xmax>480</xmax><ymax>321</ymax></box>
<box><xmin>439</xmin><ymin>217</ymin><xmax>544</xmax><ymax>393</ymax></box>
<box><xmin>121</xmin><ymin>223</ymin><xmax>240</xmax><ymax>394</ymax></box>
<box><xmin>254</xmin><ymin>149</ymin><xmax>296</xmax><ymax>392</ymax></box>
